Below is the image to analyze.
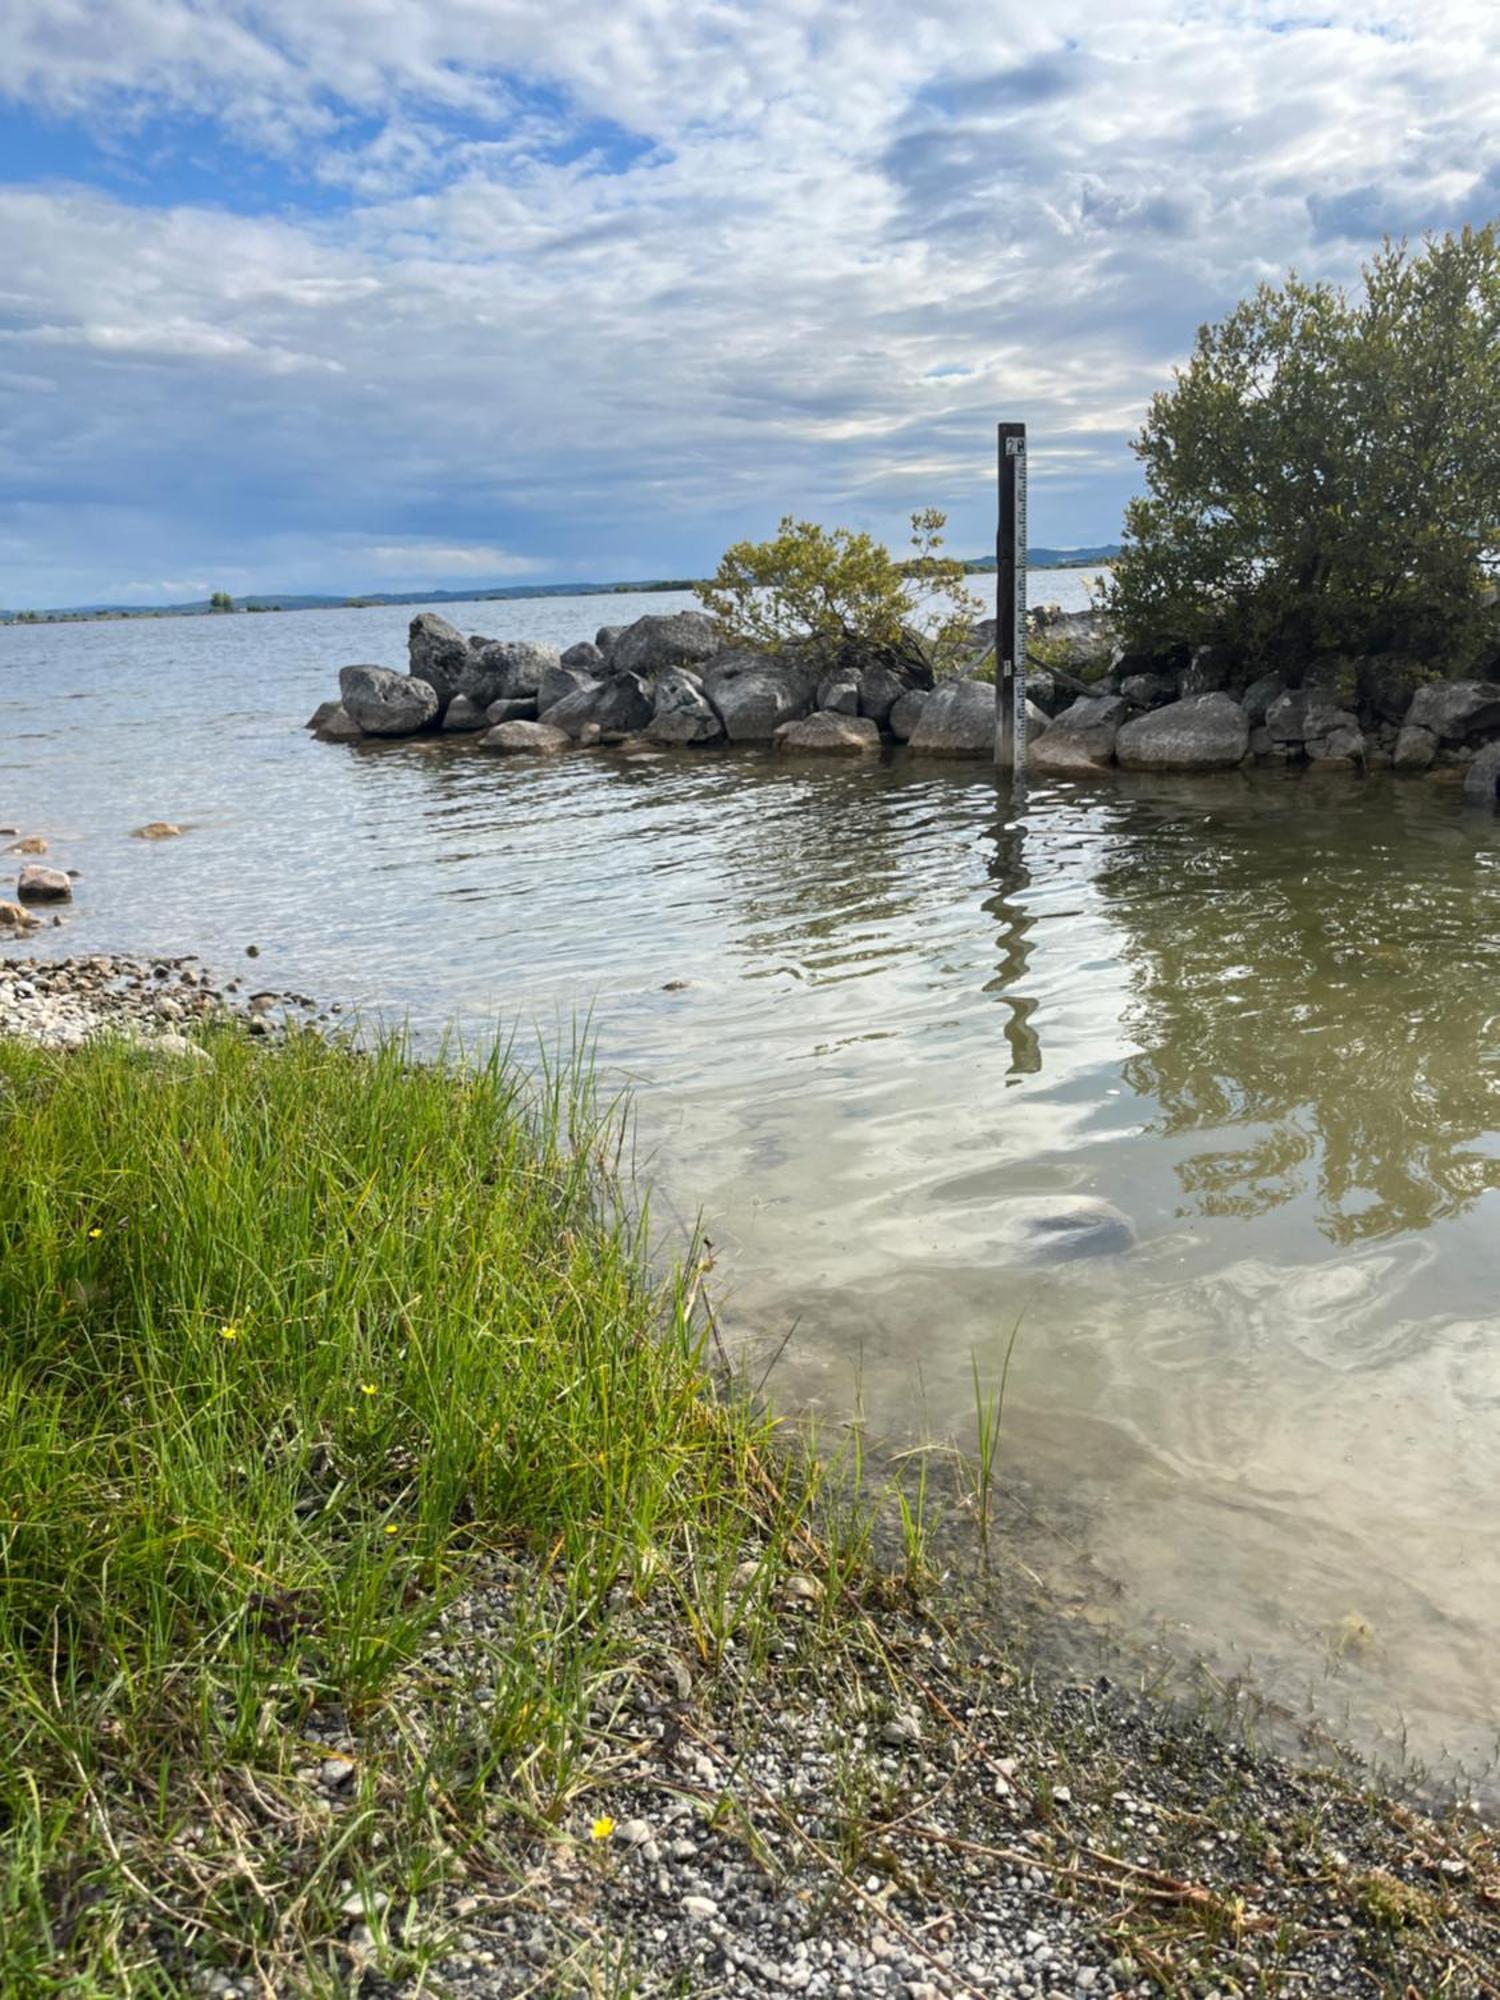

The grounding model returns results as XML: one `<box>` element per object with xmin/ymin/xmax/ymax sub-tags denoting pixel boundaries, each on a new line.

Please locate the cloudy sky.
<box><xmin>2</xmin><ymin>0</ymin><xmax>1497</xmax><ymax>607</ymax></box>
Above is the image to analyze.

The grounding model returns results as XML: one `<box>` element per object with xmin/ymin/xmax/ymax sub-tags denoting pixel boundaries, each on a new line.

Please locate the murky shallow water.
<box><xmin>5</xmin><ymin>587</ymin><xmax>1500</xmax><ymax>1785</ymax></box>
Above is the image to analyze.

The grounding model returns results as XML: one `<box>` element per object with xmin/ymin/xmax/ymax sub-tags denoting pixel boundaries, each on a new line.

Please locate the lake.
<box><xmin>5</xmin><ymin>578</ymin><xmax>1500</xmax><ymax>1789</ymax></box>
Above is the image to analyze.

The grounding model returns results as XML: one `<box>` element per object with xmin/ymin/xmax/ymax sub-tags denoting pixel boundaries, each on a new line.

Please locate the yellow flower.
<box><xmin>359</xmin><ymin>1382</ymin><xmax>377</xmax><ymax>1397</ymax></box>
<box><xmin>219</xmin><ymin>1325</ymin><xmax>240</xmax><ymax>1343</ymax></box>
<box><xmin>383</xmin><ymin>1523</ymin><xmax>400</xmax><ymax>1537</ymax></box>
<box><xmin>589</xmin><ymin>1816</ymin><xmax>615</xmax><ymax>1842</ymax></box>
<box><xmin>87</xmin><ymin>1227</ymin><xmax>103</xmax><ymax>1240</ymax></box>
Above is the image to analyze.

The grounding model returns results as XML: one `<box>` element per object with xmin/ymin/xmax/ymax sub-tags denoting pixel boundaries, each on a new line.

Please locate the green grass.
<box><xmin>0</xmin><ymin>1026</ymin><xmax>833</xmax><ymax>1993</ymax></box>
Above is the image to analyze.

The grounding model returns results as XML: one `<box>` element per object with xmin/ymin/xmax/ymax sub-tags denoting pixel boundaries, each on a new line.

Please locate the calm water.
<box><xmin>5</xmin><ymin>583</ymin><xmax>1500</xmax><ymax>1784</ymax></box>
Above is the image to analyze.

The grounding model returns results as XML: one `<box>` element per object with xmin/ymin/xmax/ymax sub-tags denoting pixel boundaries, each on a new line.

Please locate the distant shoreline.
<box><xmin>0</xmin><ymin>551</ymin><xmax>1117</xmax><ymax>629</ymax></box>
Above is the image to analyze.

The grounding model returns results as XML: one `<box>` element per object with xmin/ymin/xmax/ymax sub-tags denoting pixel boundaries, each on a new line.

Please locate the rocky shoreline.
<box><xmin>0</xmin><ymin>950</ymin><xmax>326</xmax><ymax>1050</ymax></box>
<box><xmin>300</xmin><ymin>603</ymin><xmax>1500</xmax><ymax>797</ymax></box>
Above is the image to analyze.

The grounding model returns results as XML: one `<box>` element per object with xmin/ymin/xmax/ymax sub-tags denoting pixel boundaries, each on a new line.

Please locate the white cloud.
<box><xmin>1</xmin><ymin>0</ymin><xmax>1498</xmax><ymax>603</ymax></box>
<box><xmin>363</xmin><ymin>543</ymin><xmax>541</xmax><ymax>576</ymax></box>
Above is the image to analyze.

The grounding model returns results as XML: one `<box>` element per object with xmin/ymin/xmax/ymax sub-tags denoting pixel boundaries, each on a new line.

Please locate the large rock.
<box><xmin>816</xmin><ymin>676</ymin><xmax>860</xmax><ymax>716</ymax></box>
<box><xmin>1119</xmin><ymin>672</ymin><xmax>1177</xmax><ymax>711</ymax></box>
<box><xmin>1179</xmin><ymin>645</ymin><xmax>1237</xmax><ymax>697</ymax></box>
<box><xmin>647</xmin><ymin>668</ymin><xmax>724</xmax><ymax>745</ymax></box>
<box><xmin>1393</xmin><ymin>723</ymin><xmax>1437</xmax><ymax>771</ymax></box>
<box><xmin>460</xmin><ymin>640</ymin><xmax>562</xmax><ymax>708</ymax></box>
<box><xmin>483</xmin><ymin>697</ymin><xmax>539</xmax><ymax>725</ymax></box>
<box><xmin>407</xmin><ymin>613</ymin><xmax>469</xmax><ymax>709</ymax></box>
<box><xmin>561</xmin><ymin>641</ymin><xmax>605</xmax><ymax>671</ymax></box>
<box><xmin>1265</xmin><ymin>690</ymin><xmax>1364</xmax><ymax>764</ymax></box>
<box><xmin>1404</xmin><ymin>679</ymin><xmax>1500</xmax><ymax>743</ymax></box>
<box><xmin>1462</xmin><ymin>741</ymin><xmax>1500</xmax><ymax>805</ymax></box>
<box><xmin>595</xmin><ymin>624</ymin><xmax>625</xmax><ymax>661</ymax></box>
<box><xmin>440</xmin><ymin>694</ymin><xmax>489</xmax><ymax>732</ymax></box>
<box><xmin>338</xmin><ymin>664</ymin><xmax>439</xmax><ymax>737</ymax></box>
<box><xmin>305</xmin><ymin>699</ymin><xmax>342</xmax><ymax>731</ymax></box>
<box><xmin>906</xmin><ymin>679</ymin><xmax>998</xmax><ymax>758</ymax></box>
<box><xmin>702</xmin><ymin>649</ymin><xmax>819</xmax><ymax>741</ymax></box>
<box><xmin>774</xmin><ymin>712</ymin><xmax>881</xmax><ymax>756</ymax></box>
<box><xmin>888</xmin><ymin>689</ymin><xmax>928</xmax><ymax>741</ymax></box>
<box><xmin>16</xmin><ymin>863</ymin><xmax>72</xmax><ymax>902</ymax></box>
<box><xmin>545</xmin><ymin>673</ymin><xmax>653</xmax><ymax>740</ymax></box>
<box><xmin>477</xmin><ymin>720</ymin><xmax>571</xmax><ymax>755</ymax></box>
<box><xmin>313</xmin><ymin>703</ymin><xmax>363</xmax><ymax>742</ymax></box>
<box><xmin>1028</xmin><ymin>695</ymin><xmax>1127</xmax><ymax>776</ymax></box>
<box><xmin>608</xmin><ymin>610</ymin><xmax>723</xmax><ymax>678</ymax></box>
<box><xmin>857</xmin><ymin>663</ymin><xmax>907</xmax><ymax>726</ymax></box>
<box><xmin>1115</xmin><ymin>692</ymin><xmax>1249</xmax><ymax>772</ymax></box>
<box><xmin>537</xmin><ymin>662</ymin><xmax>600</xmax><ymax>716</ymax></box>
<box><xmin>1240</xmin><ymin>673</ymin><xmax>1287</xmax><ymax>726</ymax></box>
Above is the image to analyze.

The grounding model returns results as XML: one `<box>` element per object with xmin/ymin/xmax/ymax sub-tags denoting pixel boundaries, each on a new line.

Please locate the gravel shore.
<box><xmin>0</xmin><ymin>948</ymin><xmax>328</xmax><ymax>1048</ymax></box>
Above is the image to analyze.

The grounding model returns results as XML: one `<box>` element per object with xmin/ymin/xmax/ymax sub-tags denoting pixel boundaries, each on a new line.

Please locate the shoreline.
<box><xmin>0</xmin><ymin>956</ymin><xmax>1496</xmax><ymax>1996</ymax></box>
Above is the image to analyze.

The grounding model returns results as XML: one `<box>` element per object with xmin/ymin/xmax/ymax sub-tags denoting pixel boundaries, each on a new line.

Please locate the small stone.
<box><xmin>319</xmin><ymin>1758</ymin><xmax>356</xmax><ymax>1789</ymax></box>
<box><xmin>340</xmin><ymin>1889</ymin><xmax>389</xmax><ymax>1917</ymax></box>
<box><xmin>0</xmin><ymin>900</ymin><xmax>41</xmax><ymax>930</ymax></box>
<box><xmin>681</xmin><ymin>1894</ymin><xmax>719</xmax><ymax>1922</ymax></box>
<box><xmin>132</xmin><ymin>822</ymin><xmax>183</xmax><ymax>839</ymax></box>
<box><xmin>7</xmin><ymin>834</ymin><xmax>47</xmax><ymax>854</ymax></box>
<box><xmin>880</xmin><ymin>1712</ymin><xmax>923</xmax><ymax>1748</ymax></box>
<box><xmin>245</xmin><ymin>944</ymin><xmax>260</xmax><ymax>957</ymax></box>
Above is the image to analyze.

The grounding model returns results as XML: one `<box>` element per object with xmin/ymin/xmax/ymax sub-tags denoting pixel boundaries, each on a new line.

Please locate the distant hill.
<box><xmin>0</xmin><ymin>548</ymin><xmax>1120</xmax><ymax>625</ymax></box>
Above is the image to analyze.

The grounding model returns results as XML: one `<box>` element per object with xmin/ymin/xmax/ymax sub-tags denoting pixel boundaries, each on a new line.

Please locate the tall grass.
<box><xmin>0</xmin><ymin>1026</ymin><xmax>822</xmax><ymax>1992</ymax></box>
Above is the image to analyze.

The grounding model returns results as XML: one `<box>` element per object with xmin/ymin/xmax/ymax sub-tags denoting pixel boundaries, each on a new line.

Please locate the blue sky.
<box><xmin>1</xmin><ymin>0</ymin><xmax>1497</xmax><ymax>607</ymax></box>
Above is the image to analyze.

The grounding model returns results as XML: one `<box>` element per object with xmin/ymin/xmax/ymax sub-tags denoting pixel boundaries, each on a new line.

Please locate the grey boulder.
<box><xmin>483</xmin><ymin>697</ymin><xmax>539</xmax><ymax>725</ymax></box>
<box><xmin>774</xmin><ymin>712</ymin><xmax>881</xmax><ymax>755</ymax></box>
<box><xmin>816</xmin><ymin>676</ymin><xmax>860</xmax><ymax>716</ymax></box>
<box><xmin>857</xmin><ymin>663</ymin><xmax>908</xmax><ymax>726</ymax></box>
<box><xmin>17</xmin><ymin>863</ymin><xmax>72</xmax><ymax>902</ymax></box>
<box><xmin>1265</xmin><ymin>690</ymin><xmax>1364</xmax><ymax>764</ymax></box>
<box><xmin>906</xmin><ymin>678</ymin><xmax>997</xmax><ymax>757</ymax></box>
<box><xmin>609</xmin><ymin>610</ymin><xmax>723</xmax><ymax>678</ymax></box>
<box><xmin>594</xmin><ymin>624</ymin><xmax>625</xmax><ymax>661</ymax></box>
<box><xmin>1393</xmin><ymin>723</ymin><xmax>1438</xmax><ymax>771</ymax></box>
<box><xmin>537</xmin><ymin>662</ymin><xmax>600</xmax><ymax>716</ymax></box>
<box><xmin>648</xmin><ymin>668</ymin><xmax>724</xmax><ymax>745</ymax></box>
<box><xmin>314</xmin><ymin>704</ymin><xmax>364</xmax><ymax>742</ymax></box>
<box><xmin>1405</xmin><ymin>678</ymin><xmax>1500</xmax><ymax>743</ymax></box>
<box><xmin>338</xmin><ymin>665</ymin><xmax>439</xmax><ymax>737</ymax></box>
<box><xmin>1119</xmin><ymin>671</ymin><xmax>1178</xmax><ymax>711</ymax></box>
<box><xmin>305</xmin><ymin>699</ymin><xmax>342</xmax><ymax>731</ymax></box>
<box><xmin>407</xmin><ymin>613</ymin><xmax>470</xmax><ymax>709</ymax></box>
<box><xmin>1115</xmin><ymin>692</ymin><xmax>1249</xmax><ymax>772</ymax></box>
<box><xmin>888</xmin><ymin>689</ymin><xmax>928</xmax><ymax>741</ymax></box>
<box><xmin>440</xmin><ymin>694</ymin><xmax>489</xmax><ymax>732</ymax></box>
<box><xmin>1028</xmin><ymin>695</ymin><xmax>1126</xmax><ymax>776</ymax></box>
<box><xmin>561</xmin><ymin>641</ymin><xmax>605</xmax><ymax>671</ymax></box>
<box><xmin>478</xmin><ymin>720</ymin><xmax>571</xmax><ymax>755</ymax></box>
<box><xmin>702</xmin><ymin>649</ymin><xmax>819</xmax><ymax>741</ymax></box>
<box><xmin>461</xmin><ymin>640</ymin><xmax>562</xmax><ymax>708</ymax></box>
<box><xmin>546</xmin><ymin>672</ymin><xmax>653</xmax><ymax>740</ymax></box>
<box><xmin>1240</xmin><ymin>673</ymin><xmax>1287</xmax><ymax>726</ymax></box>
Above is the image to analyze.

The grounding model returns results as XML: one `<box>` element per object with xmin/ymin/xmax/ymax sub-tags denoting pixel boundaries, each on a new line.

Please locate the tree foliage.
<box><xmin>208</xmin><ymin>591</ymin><xmax>234</xmax><ymax>612</ymax></box>
<box><xmin>700</xmin><ymin>509</ymin><xmax>980</xmax><ymax>672</ymax></box>
<box><xmin>1107</xmin><ymin>225</ymin><xmax>1500</xmax><ymax>670</ymax></box>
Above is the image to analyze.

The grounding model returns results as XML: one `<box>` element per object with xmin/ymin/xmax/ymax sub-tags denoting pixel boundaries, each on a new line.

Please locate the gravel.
<box><xmin>0</xmin><ymin>950</ymin><xmax>327</xmax><ymax>1048</ymax></box>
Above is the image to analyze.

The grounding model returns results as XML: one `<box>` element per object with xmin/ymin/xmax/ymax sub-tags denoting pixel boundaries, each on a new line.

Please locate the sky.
<box><xmin>2</xmin><ymin>1</ymin><xmax>1498</xmax><ymax>608</ymax></box>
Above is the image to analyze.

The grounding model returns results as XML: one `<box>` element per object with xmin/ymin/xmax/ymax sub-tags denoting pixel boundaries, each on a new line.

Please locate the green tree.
<box><xmin>700</xmin><ymin>509</ymin><xmax>981</xmax><ymax>675</ymax></box>
<box><xmin>1107</xmin><ymin>224</ymin><xmax>1500</xmax><ymax>672</ymax></box>
<box><xmin>208</xmin><ymin>591</ymin><xmax>234</xmax><ymax>613</ymax></box>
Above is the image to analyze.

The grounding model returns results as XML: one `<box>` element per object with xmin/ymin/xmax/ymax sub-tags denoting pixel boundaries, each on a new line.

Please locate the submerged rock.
<box><xmin>132</xmin><ymin>822</ymin><xmax>183</xmax><ymax>839</ymax></box>
<box><xmin>774</xmin><ymin>712</ymin><xmax>881</xmax><ymax>755</ymax></box>
<box><xmin>992</xmin><ymin>1196</ymin><xmax>1136</xmax><ymax>1263</ymax></box>
<box><xmin>477</xmin><ymin>720</ymin><xmax>571</xmax><ymax>755</ymax></box>
<box><xmin>0</xmin><ymin>899</ymin><xmax>42</xmax><ymax>930</ymax></box>
<box><xmin>338</xmin><ymin>665</ymin><xmax>439</xmax><ymax>737</ymax></box>
<box><xmin>1462</xmin><ymin>740</ymin><xmax>1500</xmax><ymax>805</ymax></box>
<box><xmin>314</xmin><ymin>704</ymin><xmax>364</xmax><ymax>742</ymax></box>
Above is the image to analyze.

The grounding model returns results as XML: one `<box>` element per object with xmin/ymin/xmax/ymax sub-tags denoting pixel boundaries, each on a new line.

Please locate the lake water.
<box><xmin>5</xmin><ymin>580</ymin><xmax>1500</xmax><ymax>1789</ymax></box>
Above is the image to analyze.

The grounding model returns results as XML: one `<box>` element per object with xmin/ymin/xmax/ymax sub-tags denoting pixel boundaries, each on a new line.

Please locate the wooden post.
<box><xmin>995</xmin><ymin>422</ymin><xmax>1027</xmax><ymax>773</ymax></box>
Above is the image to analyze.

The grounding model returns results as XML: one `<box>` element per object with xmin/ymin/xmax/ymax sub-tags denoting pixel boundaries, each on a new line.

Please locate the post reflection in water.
<box><xmin>980</xmin><ymin>790</ymin><xmax>1043</xmax><ymax>1079</ymax></box>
